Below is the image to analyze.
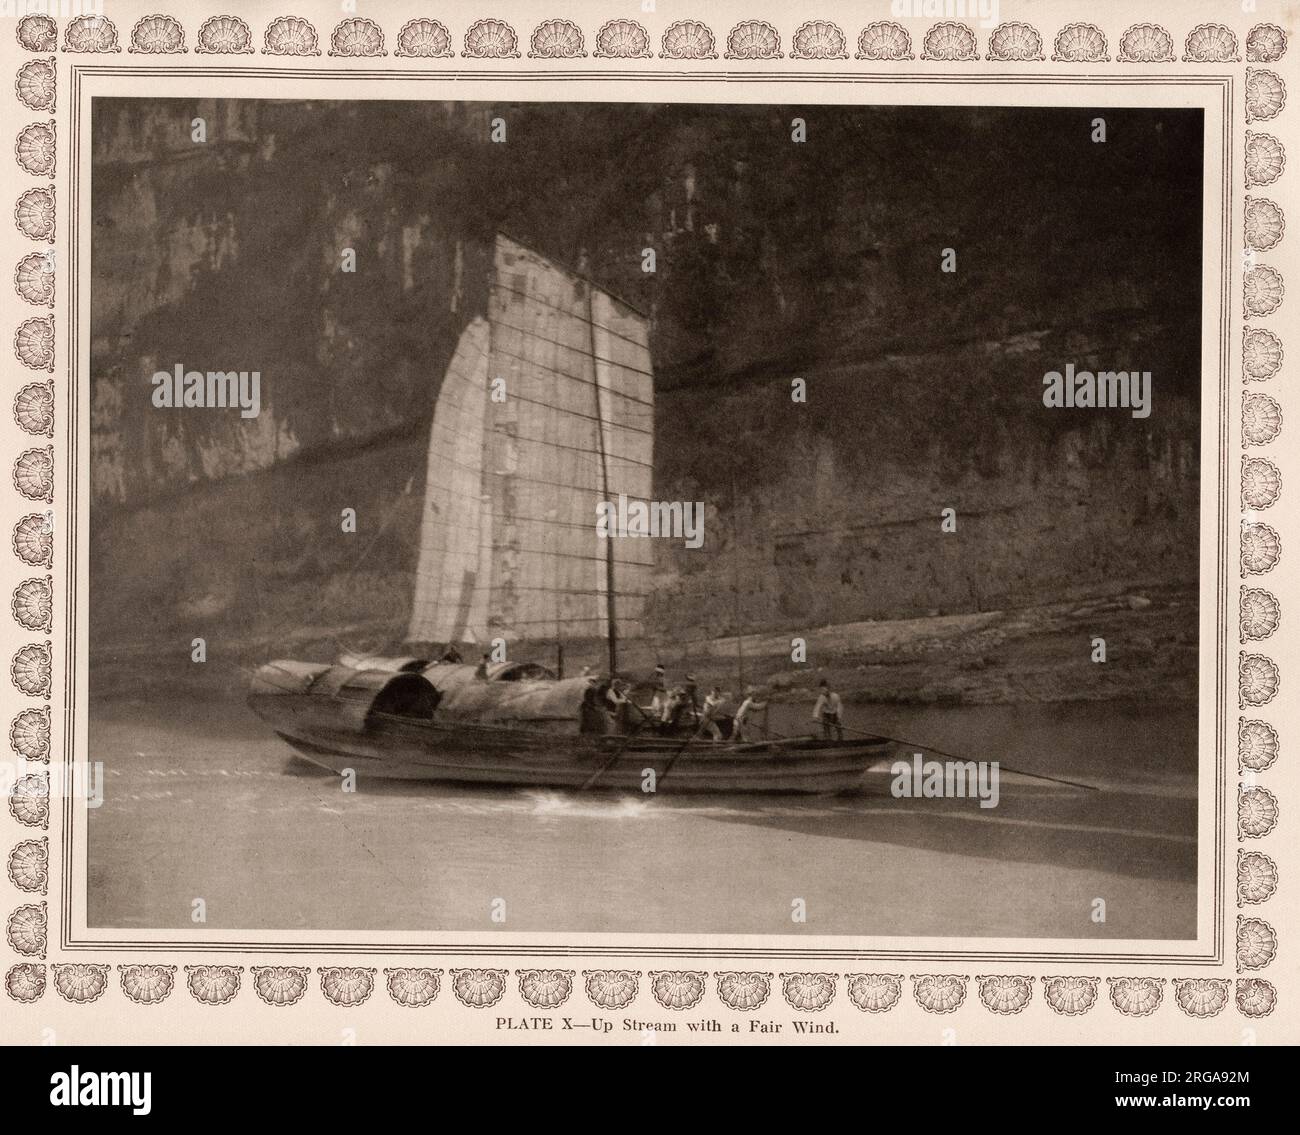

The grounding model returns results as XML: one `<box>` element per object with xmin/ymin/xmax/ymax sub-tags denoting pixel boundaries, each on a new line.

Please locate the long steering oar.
<box><xmin>579</xmin><ymin>696</ymin><xmax>657</xmax><ymax>791</ymax></box>
<box><xmin>838</xmin><ymin>723</ymin><xmax>1100</xmax><ymax>792</ymax></box>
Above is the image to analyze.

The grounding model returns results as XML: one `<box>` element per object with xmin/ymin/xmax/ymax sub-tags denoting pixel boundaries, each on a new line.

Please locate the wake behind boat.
<box><xmin>248</xmin><ymin>234</ymin><xmax>893</xmax><ymax>793</ymax></box>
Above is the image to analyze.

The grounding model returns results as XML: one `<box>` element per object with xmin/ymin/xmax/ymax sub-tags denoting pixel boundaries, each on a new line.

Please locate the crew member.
<box><xmin>696</xmin><ymin>686</ymin><xmax>726</xmax><ymax>741</ymax></box>
<box><xmin>733</xmin><ymin>687</ymin><xmax>769</xmax><ymax>742</ymax></box>
<box><xmin>811</xmin><ymin>679</ymin><xmax>843</xmax><ymax>740</ymax></box>
<box><xmin>605</xmin><ymin>679</ymin><xmax>634</xmax><ymax>734</ymax></box>
<box><xmin>682</xmin><ymin>674</ymin><xmax>700</xmax><ymax>715</ymax></box>
<box><xmin>648</xmin><ymin>664</ymin><xmax>668</xmax><ymax>719</ymax></box>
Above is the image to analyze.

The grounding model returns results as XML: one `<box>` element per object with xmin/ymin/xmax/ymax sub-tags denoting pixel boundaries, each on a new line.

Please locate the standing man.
<box><xmin>647</xmin><ymin>663</ymin><xmax>668</xmax><ymax>719</ymax></box>
<box><xmin>695</xmin><ymin>686</ymin><xmax>726</xmax><ymax>741</ymax></box>
<box><xmin>681</xmin><ymin>674</ymin><xmax>700</xmax><ymax>725</ymax></box>
<box><xmin>732</xmin><ymin>687</ymin><xmax>769</xmax><ymax>742</ymax></box>
<box><xmin>605</xmin><ymin>678</ymin><xmax>634</xmax><ymax>734</ymax></box>
<box><xmin>811</xmin><ymin>679</ymin><xmax>843</xmax><ymax>740</ymax></box>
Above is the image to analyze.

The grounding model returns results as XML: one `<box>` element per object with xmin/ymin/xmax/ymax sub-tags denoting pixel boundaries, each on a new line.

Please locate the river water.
<box><xmin>86</xmin><ymin>696</ymin><xmax>1196</xmax><ymax>939</ymax></box>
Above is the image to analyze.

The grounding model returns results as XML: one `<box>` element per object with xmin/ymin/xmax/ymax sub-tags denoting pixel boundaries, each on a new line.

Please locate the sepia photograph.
<box><xmin>4</xmin><ymin>0</ymin><xmax>1298</xmax><ymax>1077</ymax></box>
<box><xmin>85</xmin><ymin>96</ymin><xmax>1205</xmax><ymax>941</ymax></box>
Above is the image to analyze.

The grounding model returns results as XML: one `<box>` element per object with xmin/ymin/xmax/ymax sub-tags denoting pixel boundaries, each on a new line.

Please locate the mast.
<box><xmin>586</xmin><ymin>280</ymin><xmax>619</xmax><ymax>676</ymax></box>
<box><xmin>732</xmin><ymin>472</ymin><xmax>744</xmax><ymax>690</ymax></box>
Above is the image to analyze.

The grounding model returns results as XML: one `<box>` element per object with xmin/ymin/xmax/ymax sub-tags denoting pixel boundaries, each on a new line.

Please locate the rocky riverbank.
<box><xmin>90</xmin><ymin>584</ymin><xmax>1197</xmax><ymax>708</ymax></box>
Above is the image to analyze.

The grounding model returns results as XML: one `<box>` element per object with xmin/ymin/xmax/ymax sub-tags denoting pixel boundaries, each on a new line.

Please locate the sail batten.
<box><xmin>488</xmin><ymin>329</ymin><xmax>657</xmax><ymax>391</ymax></box>
<box><xmin>407</xmin><ymin>235</ymin><xmax>654</xmax><ymax>650</ymax></box>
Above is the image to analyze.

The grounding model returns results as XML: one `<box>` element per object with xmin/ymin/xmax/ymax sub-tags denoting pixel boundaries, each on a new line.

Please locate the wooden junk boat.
<box><xmin>249</xmin><ymin>235</ymin><xmax>894</xmax><ymax>794</ymax></box>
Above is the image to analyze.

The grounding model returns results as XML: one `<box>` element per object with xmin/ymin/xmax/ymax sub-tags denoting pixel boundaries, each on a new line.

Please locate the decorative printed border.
<box><xmin>0</xmin><ymin>962</ymin><xmax>1280</xmax><ymax>1019</ymax></box>
<box><xmin>3</xmin><ymin>14</ymin><xmax>1280</xmax><ymax>67</ymax></box>
<box><xmin>2</xmin><ymin>9</ymin><xmax>1288</xmax><ymax>1032</ymax></box>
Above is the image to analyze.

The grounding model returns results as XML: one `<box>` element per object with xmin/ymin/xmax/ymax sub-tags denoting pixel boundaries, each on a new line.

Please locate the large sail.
<box><xmin>407</xmin><ymin>235</ymin><xmax>654</xmax><ymax>650</ymax></box>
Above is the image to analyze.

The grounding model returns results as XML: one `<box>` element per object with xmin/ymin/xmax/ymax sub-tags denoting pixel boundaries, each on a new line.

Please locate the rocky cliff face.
<box><xmin>90</xmin><ymin>99</ymin><xmax>1202</xmax><ymax>652</ymax></box>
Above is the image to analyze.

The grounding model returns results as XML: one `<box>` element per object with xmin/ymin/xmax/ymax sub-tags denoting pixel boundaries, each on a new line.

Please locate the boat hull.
<box><xmin>252</xmin><ymin>693</ymin><xmax>894</xmax><ymax>794</ymax></box>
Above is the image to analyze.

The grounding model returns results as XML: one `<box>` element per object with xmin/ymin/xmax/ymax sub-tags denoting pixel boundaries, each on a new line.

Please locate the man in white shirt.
<box><xmin>695</xmin><ymin>686</ymin><xmax>726</xmax><ymax>741</ymax></box>
<box><xmin>811</xmin><ymin>680</ymin><xmax>843</xmax><ymax>740</ymax></box>
<box><xmin>732</xmin><ymin>688</ymin><xmax>769</xmax><ymax>742</ymax></box>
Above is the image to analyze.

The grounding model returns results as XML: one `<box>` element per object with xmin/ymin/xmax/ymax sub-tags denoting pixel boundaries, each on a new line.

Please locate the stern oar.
<box><xmin>579</xmin><ymin>698</ymin><xmax>653</xmax><ymax>791</ymax></box>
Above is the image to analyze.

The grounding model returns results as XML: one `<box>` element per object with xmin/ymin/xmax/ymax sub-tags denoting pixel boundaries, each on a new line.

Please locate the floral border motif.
<box><xmin>450</xmin><ymin>967</ymin><xmax>508</xmax><ymax>1007</ymax></box>
<box><xmin>661</xmin><ymin>20</ymin><xmax>716</xmax><ymax>61</ymax></box>
<box><xmin>0</xmin><ymin>9</ymin><xmax>1289</xmax><ymax>1033</ymax></box>
<box><xmin>120</xmin><ymin>964</ymin><xmax>177</xmax><ymax>1004</ymax></box>
<box><xmin>1236</xmin><ymin>17</ymin><xmax>1285</xmax><ymax>979</ymax></box>
<box><xmin>717</xmin><ymin>971</ymin><xmax>773</xmax><ymax>1011</ymax></box>
<box><xmin>319</xmin><ymin>965</ymin><xmax>376</xmax><ymax>1006</ymax></box>
<box><xmin>529</xmin><ymin>19</ymin><xmax>585</xmax><ymax>60</ymax></box>
<box><xmin>1245</xmin><ymin>69</ymin><xmax>1286</xmax><ymax>124</ymax></box>
<box><xmin>987</xmin><ymin>22</ymin><xmax>1045</xmax><ymax>63</ymax></box>
<box><xmin>921</xmin><ymin>22</ymin><xmax>978</xmax><ymax>62</ymax></box>
<box><xmin>1173</xmin><ymin>977</ymin><xmax>1231</xmax><ymax>1018</ymax></box>
<box><xmin>15</xmin><ymin>119</ymin><xmax>55</xmax><ymax>177</ymax></box>
<box><xmin>977</xmin><ymin>974</ymin><xmax>1033</xmax><ymax>1014</ymax></box>
<box><xmin>1239</xmin><ymin>586</ymin><xmax>1281</xmax><ymax>642</ymax></box>
<box><xmin>53</xmin><ymin>962</ymin><xmax>109</xmax><ymax>1003</ymax></box>
<box><xmin>62</xmin><ymin>14</ymin><xmax>121</xmax><ymax>54</ymax></box>
<box><xmin>517</xmin><ymin>968</ymin><xmax>574</xmax><ymax>1008</ymax></box>
<box><xmin>16</xmin><ymin>15</ymin><xmax>57</xmax><ymax>53</ymax></box>
<box><xmin>6</xmin><ymin>836</ymin><xmax>46</xmax><ymax>894</ymax></box>
<box><xmin>14</xmin><ymin>253</ymin><xmax>55</xmax><ymax>308</ymax></box>
<box><xmin>328</xmin><ymin>18</ymin><xmax>385</xmax><ymax>59</ymax></box>
<box><xmin>384</xmin><ymin>966</ymin><xmax>442</xmax><ymax>1007</ymax></box>
<box><xmin>251</xmin><ymin>965</ymin><xmax>309</xmax><ymax>1006</ymax></box>
<box><xmin>912</xmin><ymin>973</ymin><xmax>968</xmax><ymax>1013</ymax></box>
<box><xmin>725</xmin><ymin>20</ymin><xmax>782</xmax><ymax>61</ymax></box>
<box><xmin>129</xmin><ymin>15</ymin><xmax>187</xmax><ymax>55</ymax></box>
<box><xmin>1052</xmin><ymin>23</ymin><xmax>1109</xmax><ymax>63</ymax></box>
<box><xmin>1236</xmin><ymin>915</ymin><xmax>1277</xmax><ymax>971</ymax></box>
<box><xmin>463</xmin><ymin>18</ymin><xmax>521</xmax><ymax>59</ymax></box>
<box><xmin>1042</xmin><ymin>975</ymin><xmax>1100</xmax><ymax>1016</ymax></box>
<box><xmin>186</xmin><ymin>965</ymin><xmax>243</xmax><ymax>1005</ymax></box>
<box><xmin>1245</xmin><ymin>131</ymin><xmax>1286</xmax><ymax>188</ymax></box>
<box><xmin>396</xmin><ymin>19</ymin><xmax>456</xmax><ymax>59</ymax></box>
<box><xmin>263</xmin><ymin>16</ymin><xmax>320</xmax><ymax>57</ymax></box>
<box><xmin>593</xmin><ymin>19</ymin><xmax>652</xmax><ymax>60</ymax></box>
<box><xmin>5</xmin><ymin>962</ymin><xmax>46</xmax><ymax>1002</ymax></box>
<box><xmin>15</xmin><ymin>58</ymin><xmax>56</xmax><ymax>112</ymax></box>
<box><xmin>1108</xmin><ymin>975</ymin><xmax>1164</xmax><ymax>1017</ymax></box>
<box><xmin>1117</xmin><ymin>23</ymin><xmax>1174</xmax><ymax>63</ymax></box>
<box><xmin>649</xmin><ymin>969</ymin><xmax>708</xmax><ymax>1010</ymax></box>
<box><xmin>1246</xmin><ymin>24</ymin><xmax>1288</xmax><ymax>64</ymax></box>
<box><xmin>845</xmin><ymin>972</ymin><xmax>902</xmax><ymax>1013</ymax></box>
<box><xmin>791</xmin><ymin>21</ymin><xmax>849</xmax><ymax>61</ymax></box>
<box><xmin>856</xmin><ymin>22</ymin><xmax>913</xmax><ymax>61</ymax></box>
<box><xmin>1183</xmin><ymin>24</ymin><xmax>1239</xmax><ymax>64</ymax></box>
<box><xmin>195</xmin><ymin>16</ymin><xmax>254</xmax><ymax>55</ymax></box>
<box><xmin>781</xmin><ymin>971</ymin><xmax>837</xmax><ymax>1011</ymax></box>
<box><xmin>1237</xmin><ymin>848</ymin><xmax>1278</xmax><ymax>905</ymax></box>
